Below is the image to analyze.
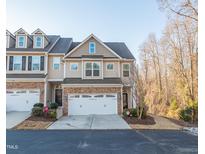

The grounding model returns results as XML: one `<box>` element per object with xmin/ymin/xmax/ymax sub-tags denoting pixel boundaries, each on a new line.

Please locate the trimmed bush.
<box><xmin>48</xmin><ymin>110</ymin><xmax>57</xmax><ymax>119</ymax></box>
<box><xmin>32</xmin><ymin>107</ymin><xmax>43</xmax><ymax>116</ymax></box>
<box><xmin>33</xmin><ymin>103</ymin><xmax>44</xmax><ymax>108</ymax></box>
<box><xmin>49</xmin><ymin>102</ymin><xmax>58</xmax><ymax>109</ymax></box>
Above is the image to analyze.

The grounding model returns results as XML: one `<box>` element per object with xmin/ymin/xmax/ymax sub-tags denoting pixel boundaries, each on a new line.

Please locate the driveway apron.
<box><xmin>47</xmin><ymin>115</ymin><xmax>131</xmax><ymax>130</ymax></box>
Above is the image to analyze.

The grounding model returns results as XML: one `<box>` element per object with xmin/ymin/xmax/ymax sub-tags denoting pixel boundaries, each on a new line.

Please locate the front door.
<box><xmin>55</xmin><ymin>89</ymin><xmax>62</xmax><ymax>106</ymax></box>
<box><xmin>123</xmin><ymin>93</ymin><xmax>128</xmax><ymax>109</ymax></box>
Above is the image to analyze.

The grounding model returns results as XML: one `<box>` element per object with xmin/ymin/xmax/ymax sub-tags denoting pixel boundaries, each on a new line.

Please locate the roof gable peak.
<box><xmin>64</xmin><ymin>34</ymin><xmax>122</xmax><ymax>59</ymax></box>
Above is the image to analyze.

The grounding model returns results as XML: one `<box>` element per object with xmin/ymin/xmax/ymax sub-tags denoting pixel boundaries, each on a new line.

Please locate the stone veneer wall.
<box><xmin>63</xmin><ymin>87</ymin><xmax>122</xmax><ymax>115</ymax></box>
<box><xmin>6</xmin><ymin>82</ymin><xmax>45</xmax><ymax>103</ymax></box>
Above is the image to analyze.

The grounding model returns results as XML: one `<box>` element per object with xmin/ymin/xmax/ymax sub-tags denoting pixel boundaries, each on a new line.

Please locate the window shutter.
<box><xmin>6</xmin><ymin>56</ymin><xmax>7</xmax><ymax>70</ymax></box>
<box><xmin>9</xmin><ymin>56</ymin><xmax>13</xmax><ymax>71</ymax></box>
<box><xmin>28</xmin><ymin>56</ymin><xmax>32</xmax><ymax>71</ymax></box>
<box><xmin>22</xmin><ymin>56</ymin><xmax>26</xmax><ymax>70</ymax></box>
<box><xmin>40</xmin><ymin>56</ymin><xmax>44</xmax><ymax>71</ymax></box>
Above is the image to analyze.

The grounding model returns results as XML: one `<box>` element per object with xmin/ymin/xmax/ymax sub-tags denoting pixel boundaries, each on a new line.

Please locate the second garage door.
<box><xmin>68</xmin><ymin>94</ymin><xmax>117</xmax><ymax>115</ymax></box>
<box><xmin>6</xmin><ymin>89</ymin><xmax>40</xmax><ymax>112</ymax></box>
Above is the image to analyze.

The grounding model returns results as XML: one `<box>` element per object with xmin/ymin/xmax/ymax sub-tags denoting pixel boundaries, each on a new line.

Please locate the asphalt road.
<box><xmin>7</xmin><ymin>130</ymin><xmax>197</xmax><ymax>154</ymax></box>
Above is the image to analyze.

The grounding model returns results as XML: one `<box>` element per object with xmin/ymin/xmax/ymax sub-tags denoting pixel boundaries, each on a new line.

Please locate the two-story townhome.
<box><xmin>6</xmin><ymin>28</ymin><xmax>136</xmax><ymax>116</ymax></box>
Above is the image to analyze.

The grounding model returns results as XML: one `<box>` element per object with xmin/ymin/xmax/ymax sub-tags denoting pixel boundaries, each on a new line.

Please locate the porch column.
<box><xmin>44</xmin><ymin>81</ymin><xmax>47</xmax><ymax>106</ymax></box>
<box><xmin>121</xmin><ymin>86</ymin><xmax>123</xmax><ymax>114</ymax></box>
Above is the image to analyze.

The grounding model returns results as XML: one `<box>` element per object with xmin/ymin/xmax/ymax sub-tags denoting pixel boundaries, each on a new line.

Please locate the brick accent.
<box><xmin>7</xmin><ymin>82</ymin><xmax>45</xmax><ymax>103</ymax></box>
<box><xmin>63</xmin><ymin>87</ymin><xmax>122</xmax><ymax>116</ymax></box>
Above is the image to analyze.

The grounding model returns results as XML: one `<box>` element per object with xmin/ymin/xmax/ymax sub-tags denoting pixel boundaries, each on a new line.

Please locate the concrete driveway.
<box><xmin>6</xmin><ymin>111</ymin><xmax>30</xmax><ymax>129</ymax></box>
<box><xmin>48</xmin><ymin>115</ymin><xmax>131</xmax><ymax>130</ymax></box>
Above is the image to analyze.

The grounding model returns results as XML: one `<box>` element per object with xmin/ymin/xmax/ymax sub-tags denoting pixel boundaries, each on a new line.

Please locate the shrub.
<box><xmin>48</xmin><ymin>110</ymin><xmax>57</xmax><ymax>119</ymax></box>
<box><xmin>33</xmin><ymin>103</ymin><xmax>44</xmax><ymax>108</ymax></box>
<box><xmin>130</xmin><ymin>108</ymin><xmax>138</xmax><ymax>117</ymax></box>
<box><xmin>49</xmin><ymin>102</ymin><xmax>58</xmax><ymax>109</ymax></box>
<box><xmin>32</xmin><ymin>107</ymin><xmax>43</xmax><ymax>117</ymax></box>
<box><xmin>123</xmin><ymin>109</ymin><xmax>130</xmax><ymax>117</ymax></box>
<box><xmin>179</xmin><ymin>107</ymin><xmax>192</xmax><ymax>122</ymax></box>
<box><xmin>179</xmin><ymin>100</ymin><xmax>198</xmax><ymax>122</ymax></box>
<box><xmin>123</xmin><ymin>108</ymin><xmax>138</xmax><ymax>117</ymax></box>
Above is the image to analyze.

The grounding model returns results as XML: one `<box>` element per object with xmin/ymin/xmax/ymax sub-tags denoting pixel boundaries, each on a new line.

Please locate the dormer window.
<box><xmin>18</xmin><ymin>36</ymin><xmax>25</xmax><ymax>48</ymax></box>
<box><xmin>35</xmin><ymin>36</ymin><xmax>43</xmax><ymax>48</ymax></box>
<box><xmin>89</xmin><ymin>42</ymin><xmax>95</xmax><ymax>54</ymax></box>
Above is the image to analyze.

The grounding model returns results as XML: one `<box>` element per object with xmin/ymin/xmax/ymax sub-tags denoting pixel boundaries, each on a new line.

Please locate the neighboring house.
<box><xmin>6</xmin><ymin>28</ymin><xmax>136</xmax><ymax>115</ymax></box>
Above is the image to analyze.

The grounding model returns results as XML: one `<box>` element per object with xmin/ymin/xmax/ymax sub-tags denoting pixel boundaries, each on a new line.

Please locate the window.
<box><xmin>107</xmin><ymin>63</ymin><xmax>113</xmax><ymax>70</ymax></box>
<box><xmin>85</xmin><ymin>62</ymin><xmax>92</xmax><ymax>76</ymax></box>
<box><xmin>82</xmin><ymin>95</ymin><xmax>92</xmax><ymax>98</ymax></box>
<box><xmin>89</xmin><ymin>42</ymin><xmax>95</xmax><ymax>54</ymax></box>
<box><xmin>70</xmin><ymin>63</ymin><xmax>78</xmax><ymax>71</ymax></box>
<box><xmin>94</xmin><ymin>95</ymin><xmax>104</xmax><ymax>98</ymax></box>
<box><xmin>53</xmin><ymin>57</ymin><xmax>60</xmax><ymax>70</ymax></box>
<box><xmin>32</xmin><ymin>56</ymin><xmax>40</xmax><ymax>70</ymax></box>
<box><xmin>106</xmin><ymin>95</ymin><xmax>116</xmax><ymax>98</ymax></box>
<box><xmin>35</xmin><ymin>36</ymin><xmax>42</xmax><ymax>48</ymax></box>
<box><xmin>123</xmin><ymin>64</ymin><xmax>130</xmax><ymax>77</ymax></box>
<box><xmin>16</xmin><ymin>90</ymin><xmax>27</xmax><ymax>94</ymax></box>
<box><xmin>18</xmin><ymin>36</ymin><xmax>25</xmax><ymax>47</ymax></box>
<box><xmin>13</xmin><ymin>56</ymin><xmax>22</xmax><ymax>71</ymax></box>
<box><xmin>70</xmin><ymin>95</ymin><xmax>80</xmax><ymax>98</ymax></box>
<box><xmin>85</xmin><ymin>62</ymin><xmax>100</xmax><ymax>77</ymax></box>
<box><xmin>93</xmin><ymin>62</ymin><xmax>100</xmax><ymax>76</ymax></box>
<box><xmin>7</xmin><ymin>90</ymin><xmax>14</xmax><ymax>94</ymax></box>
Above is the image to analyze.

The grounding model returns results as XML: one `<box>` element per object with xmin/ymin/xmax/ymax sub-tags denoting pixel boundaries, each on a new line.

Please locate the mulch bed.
<box><xmin>123</xmin><ymin>116</ymin><xmax>156</xmax><ymax>125</ymax></box>
<box><xmin>13</xmin><ymin>116</ymin><xmax>56</xmax><ymax>130</ymax></box>
<box><xmin>163</xmin><ymin>117</ymin><xmax>198</xmax><ymax>127</ymax></box>
<box><xmin>26</xmin><ymin>116</ymin><xmax>56</xmax><ymax>122</ymax></box>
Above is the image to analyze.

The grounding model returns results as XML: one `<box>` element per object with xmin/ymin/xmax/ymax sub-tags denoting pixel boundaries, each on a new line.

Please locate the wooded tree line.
<box><xmin>135</xmin><ymin>0</ymin><xmax>198</xmax><ymax>121</ymax></box>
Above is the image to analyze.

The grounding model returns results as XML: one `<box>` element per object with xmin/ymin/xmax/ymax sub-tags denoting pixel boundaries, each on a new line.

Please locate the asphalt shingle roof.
<box><xmin>7</xmin><ymin>74</ymin><xmax>47</xmax><ymax>78</ymax></box>
<box><xmin>66</xmin><ymin>42</ymin><xmax>135</xmax><ymax>59</ymax></box>
<box><xmin>6</xmin><ymin>34</ymin><xmax>135</xmax><ymax>59</ymax></box>
<box><xmin>49</xmin><ymin>38</ymin><xmax>72</xmax><ymax>53</ymax></box>
<box><xmin>6</xmin><ymin>35</ymin><xmax>60</xmax><ymax>52</ymax></box>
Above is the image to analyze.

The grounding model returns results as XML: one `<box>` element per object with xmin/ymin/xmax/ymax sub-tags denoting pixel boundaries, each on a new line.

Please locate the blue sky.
<box><xmin>6</xmin><ymin>0</ymin><xmax>167</xmax><ymax>59</ymax></box>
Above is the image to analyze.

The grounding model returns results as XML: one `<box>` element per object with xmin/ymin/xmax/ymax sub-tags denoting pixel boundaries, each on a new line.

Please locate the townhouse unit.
<box><xmin>6</xmin><ymin>28</ymin><xmax>136</xmax><ymax>115</ymax></box>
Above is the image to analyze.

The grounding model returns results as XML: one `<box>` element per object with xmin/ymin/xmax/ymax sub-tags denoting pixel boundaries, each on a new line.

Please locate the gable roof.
<box><xmin>49</xmin><ymin>38</ymin><xmax>73</xmax><ymax>54</ymax></box>
<box><xmin>32</xmin><ymin>28</ymin><xmax>49</xmax><ymax>41</ymax></box>
<box><xmin>6</xmin><ymin>35</ymin><xmax>60</xmax><ymax>52</ymax></box>
<box><xmin>64</xmin><ymin>34</ymin><xmax>122</xmax><ymax>59</ymax></box>
<box><xmin>66</xmin><ymin>41</ymin><xmax>135</xmax><ymax>59</ymax></box>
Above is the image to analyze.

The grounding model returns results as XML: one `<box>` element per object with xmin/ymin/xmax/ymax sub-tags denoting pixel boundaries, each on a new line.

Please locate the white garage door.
<box><xmin>6</xmin><ymin>89</ymin><xmax>40</xmax><ymax>112</ymax></box>
<box><xmin>68</xmin><ymin>94</ymin><xmax>117</xmax><ymax>115</ymax></box>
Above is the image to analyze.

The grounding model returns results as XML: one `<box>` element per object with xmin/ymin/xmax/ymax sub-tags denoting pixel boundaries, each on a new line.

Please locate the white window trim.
<box><xmin>53</xmin><ymin>57</ymin><xmax>61</xmax><ymax>70</ymax></box>
<box><xmin>122</xmin><ymin>63</ymin><xmax>130</xmax><ymax>77</ymax></box>
<box><xmin>89</xmin><ymin>42</ymin><xmax>96</xmax><ymax>54</ymax></box>
<box><xmin>32</xmin><ymin>56</ymin><xmax>41</xmax><ymax>71</ymax></box>
<box><xmin>106</xmin><ymin>63</ymin><xmax>114</xmax><ymax>71</ymax></box>
<box><xmin>17</xmin><ymin>35</ymin><xmax>26</xmax><ymax>48</ymax></box>
<box><xmin>34</xmin><ymin>35</ymin><xmax>44</xmax><ymax>48</ymax></box>
<box><xmin>84</xmin><ymin>61</ymin><xmax>100</xmax><ymax>77</ymax></box>
<box><xmin>13</xmin><ymin>56</ymin><xmax>22</xmax><ymax>71</ymax></box>
<box><xmin>70</xmin><ymin>63</ymin><xmax>78</xmax><ymax>71</ymax></box>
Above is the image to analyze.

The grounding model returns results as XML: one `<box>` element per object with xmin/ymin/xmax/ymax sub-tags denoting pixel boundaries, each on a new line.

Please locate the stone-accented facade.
<box><xmin>6</xmin><ymin>82</ymin><xmax>45</xmax><ymax>103</ymax></box>
<box><xmin>63</xmin><ymin>87</ymin><xmax>122</xmax><ymax>115</ymax></box>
